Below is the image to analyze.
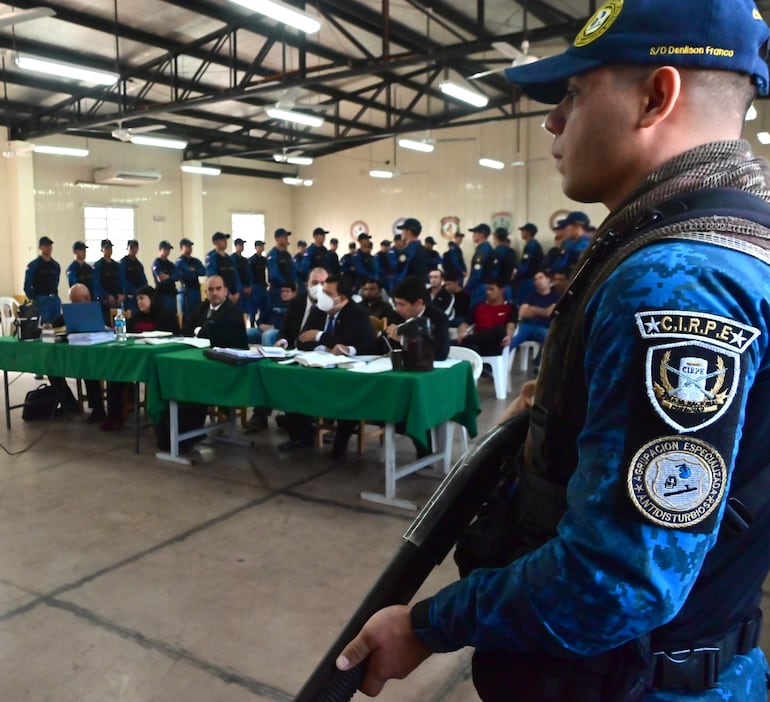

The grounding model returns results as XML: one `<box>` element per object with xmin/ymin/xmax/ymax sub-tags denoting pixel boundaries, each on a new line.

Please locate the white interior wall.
<box><xmin>0</xmin><ymin>118</ymin><xmax>613</xmax><ymax>298</ymax></box>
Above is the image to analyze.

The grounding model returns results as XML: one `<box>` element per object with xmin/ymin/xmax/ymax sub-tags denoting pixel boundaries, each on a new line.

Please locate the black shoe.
<box><xmin>277</xmin><ymin>437</ymin><xmax>314</xmax><ymax>451</ymax></box>
<box><xmin>85</xmin><ymin>410</ymin><xmax>106</xmax><ymax>423</ymax></box>
<box><xmin>275</xmin><ymin>413</ymin><xmax>288</xmax><ymax>429</ymax></box>
<box><xmin>244</xmin><ymin>415</ymin><xmax>269</xmax><ymax>433</ymax></box>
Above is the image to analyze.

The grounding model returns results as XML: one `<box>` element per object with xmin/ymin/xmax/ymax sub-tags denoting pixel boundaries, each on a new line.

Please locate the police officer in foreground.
<box><xmin>266</xmin><ymin>227</ymin><xmax>296</xmax><ymax>307</ymax></box>
<box><xmin>337</xmin><ymin>1</ymin><xmax>770</xmax><ymax>700</ymax></box>
<box><xmin>24</xmin><ymin>236</ymin><xmax>61</xmax><ymax>324</ymax></box>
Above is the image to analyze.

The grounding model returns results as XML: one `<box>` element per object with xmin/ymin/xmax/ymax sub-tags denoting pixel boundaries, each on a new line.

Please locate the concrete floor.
<box><xmin>0</xmin><ymin>367</ymin><xmax>768</xmax><ymax>702</ymax></box>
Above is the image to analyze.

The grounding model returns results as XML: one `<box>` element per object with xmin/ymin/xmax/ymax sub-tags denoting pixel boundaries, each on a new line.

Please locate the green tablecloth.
<box><xmin>0</xmin><ymin>336</ymin><xmax>184</xmax><ymax>422</ymax></box>
<box><xmin>154</xmin><ymin>349</ymin><xmax>480</xmax><ymax>442</ymax></box>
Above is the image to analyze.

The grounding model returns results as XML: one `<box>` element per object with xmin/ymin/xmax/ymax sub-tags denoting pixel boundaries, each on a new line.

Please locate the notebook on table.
<box><xmin>61</xmin><ymin>302</ymin><xmax>106</xmax><ymax>333</ymax></box>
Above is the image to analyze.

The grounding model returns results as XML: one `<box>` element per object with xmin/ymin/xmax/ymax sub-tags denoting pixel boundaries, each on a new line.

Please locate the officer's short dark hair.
<box><xmin>392</xmin><ymin>276</ymin><xmax>428</xmax><ymax>305</ymax></box>
<box><xmin>326</xmin><ymin>274</ymin><xmax>354</xmax><ymax>299</ymax></box>
<box><xmin>362</xmin><ymin>278</ymin><xmax>381</xmax><ymax>289</ymax></box>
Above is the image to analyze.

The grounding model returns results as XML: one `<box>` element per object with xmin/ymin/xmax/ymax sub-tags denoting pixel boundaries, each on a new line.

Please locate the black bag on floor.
<box><xmin>155</xmin><ymin>403</ymin><xmax>209</xmax><ymax>453</ymax></box>
<box><xmin>22</xmin><ymin>384</ymin><xmax>58</xmax><ymax>421</ymax></box>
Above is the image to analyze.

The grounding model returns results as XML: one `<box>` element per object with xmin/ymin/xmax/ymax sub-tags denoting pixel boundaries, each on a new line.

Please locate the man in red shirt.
<box><xmin>456</xmin><ymin>280</ymin><xmax>514</xmax><ymax>356</ymax></box>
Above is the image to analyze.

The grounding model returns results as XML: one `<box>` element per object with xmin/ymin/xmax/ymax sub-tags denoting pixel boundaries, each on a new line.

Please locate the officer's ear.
<box><xmin>638</xmin><ymin>66</ymin><xmax>681</xmax><ymax>129</ymax></box>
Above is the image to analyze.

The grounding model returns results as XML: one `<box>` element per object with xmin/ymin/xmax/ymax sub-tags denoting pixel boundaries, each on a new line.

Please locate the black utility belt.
<box><xmin>651</xmin><ymin>610</ymin><xmax>761</xmax><ymax>692</ymax></box>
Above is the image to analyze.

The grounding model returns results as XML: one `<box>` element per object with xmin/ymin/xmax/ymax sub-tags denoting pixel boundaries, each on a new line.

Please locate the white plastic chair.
<box><xmin>509</xmin><ymin>340</ymin><xmax>542</xmax><ymax>373</ymax></box>
<box><xmin>0</xmin><ymin>297</ymin><xmax>19</xmax><ymax>337</ymax></box>
<box><xmin>480</xmin><ymin>345</ymin><xmax>515</xmax><ymax>400</ymax></box>
<box><xmin>447</xmin><ymin>346</ymin><xmax>483</xmax><ymax>452</ymax></box>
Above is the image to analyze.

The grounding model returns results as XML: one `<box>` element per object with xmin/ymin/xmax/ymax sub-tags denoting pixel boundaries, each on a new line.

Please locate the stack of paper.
<box><xmin>67</xmin><ymin>331</ymin><xmax>116</xmax><ymax>345</ymax></box>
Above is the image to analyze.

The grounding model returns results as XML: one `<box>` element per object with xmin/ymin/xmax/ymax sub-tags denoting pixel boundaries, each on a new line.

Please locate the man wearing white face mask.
<box><xmin>297</xmin><ymin>275</ymin><xmax>376</xmax><ymax>356</ymax></box>
<box><xmin>273</xmin><ymin>267</ymin><xmax>328</xmax><ymax>349</ymax></box>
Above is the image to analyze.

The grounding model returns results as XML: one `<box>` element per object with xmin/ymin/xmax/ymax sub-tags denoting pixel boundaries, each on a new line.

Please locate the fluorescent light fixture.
<box><xmin>510</xmin><ymin>160</ymin><xmax>526</xmax><ymax>167</ymax></box>
<box><xmin>228</xmin><ymin>0</ymin><xmax>321</xmax><ymax>33</ymax></box>
<box><xmin>369</xmin><ymin>169</ymin><xmax>397</xmax><ymax>179</ymax></box>
<box><xmin>282</xmin><ymin>176</ymin><xmax>313</xmax><ymax>186</ymax></box>
<box><xmin>15</xmin><ymin>55</ymin><xmax>119</xmax><ymax>85</ymax></box>
<box><xmin>746</xmin><ymin>104</ymin><xmax>758</xmax><ymax>121</ymax></box>
<box><xmin>758</xmin><ymin>131</ymin><xmax>770</xmax><ymax>145</ymax></box>
<box><xmin>33</xmin><ymin>145</ymin><xmax>89</xmax><ymax>157</ymax></box>
<box><xmin>272</xmin><ymin>153</ymin><xmax>313</xmax><ymax>165</ymax></box>
<box><xmin>398</xmin><ymin>138</ymin><xmax>435</xmax><ymax>153</ymax></box>
<box><xmin>479</xmin><ymin>157</ymin><xmax>505</xmax><ymax>170</ymax></box>
<box><xmin>130</xmin><ymin>134</ymin><xmax>187</xmax><ymax>150</ymax></box>
<box><xmin>265</xmin><ymin>107</ymin><xmax>324</xmax><ymax>128</ymax></box>
<box><xmin>181</xmin><ymin>163</ymin><xmax>221</xmax><ymax>175</ymax></box>
<box><xmin>439</xmin><ymin>81</ymin><xmax>489</xmax><ymax>108</ymax></box>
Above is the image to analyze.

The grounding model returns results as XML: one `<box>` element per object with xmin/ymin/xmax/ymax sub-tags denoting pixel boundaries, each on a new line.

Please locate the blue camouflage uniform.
<box><xmin>119</xmin><ymin>255</ymin><xmax>148</xmax><ymax>313</ymax></box>
<box><xmin>66</xmin><ymin>260</ymin><xmax>94</xmax><ymax>297</ymax></box>
<box><xmin>175</xmin><ymin>253</ymin><xmax>205</xmax><ymax>324</ymax></box>
<box><xmin>513</xmin><ymin>238</ymin><xmax>544</xmax><ymax>304</ymax></box>
<box><xmin>465</xmin><ymin>240</ymin><xmax>495</xmax><ymax>308</ymax></box>
<box><xmin>412</xmin><ymin>144</ymin><xmax>770</xmax><ymax>701</ymax></box>
<box><xmin>152</xmin><ymin>256</ymin><xmax>180</xmax><ymax>315</ymax></box>
<box><xmin>232</xmin><ymin>252</ymin><xmax>252</xmax><ymax>315</ymax></box>
<box><xmin>392</xmin><ymin>240</ymin><xmax>431</xmax><ymax>285</ymax></box>
<box><xmin>206</xmin><ymin>249</ymin><xmax>241</xmax><ymax>298</ymax></box>
<box><xmin>24</xmin><ymin>256</ymin><xmax>61</xmax><ymax>324</ymax></box>
<box><xmin>266</xmin><ymin>246</ymin><xmax>296</xmax><ymax>307</ymax></box>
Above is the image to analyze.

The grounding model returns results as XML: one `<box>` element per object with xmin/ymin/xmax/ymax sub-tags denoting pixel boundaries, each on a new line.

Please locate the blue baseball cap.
<box><xmin>179</xmin><ymin>238</ymin><xmax>193</xmax><ymax>247</ymax></box>
<box><xmin>397</xmin><ymin>217</ymin><xmax>422</xmax><ymax>235</ymax></box>
<box><xmin>564</xmin><ymin>211</ymin><xmax>590</xmax><ymax>227</ymax></box>
<box><xmin>505</xmin><ymin>0</ymin><xmax>770</xmax><ymax>104</ymax></box>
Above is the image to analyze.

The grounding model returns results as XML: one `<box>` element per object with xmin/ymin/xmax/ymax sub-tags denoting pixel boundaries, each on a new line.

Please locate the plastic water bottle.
<box><xmin>114</xmin><ymin>306</ymin><xmax>127</xmax><ymax>342</ymax></box>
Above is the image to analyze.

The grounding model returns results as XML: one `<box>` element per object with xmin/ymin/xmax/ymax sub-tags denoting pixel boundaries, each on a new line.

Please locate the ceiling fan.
<box><xmin>0</xmin><ymin>7</ymin><xmax>56</xmax><ymax>30</ymax></box>
<box><xmin>469</xmin><ymin>40</ymin><xmax>541</xmax><ymax>80</ymax></box>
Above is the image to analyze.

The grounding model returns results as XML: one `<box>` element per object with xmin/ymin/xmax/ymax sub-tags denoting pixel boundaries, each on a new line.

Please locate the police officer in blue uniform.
<box><xmin>353</xmin><ymin>233</ymin><xmax>379</xmax><ymax>291</ymax></box>
<box><xmin>304</xmin><ymin>226</ymin><xmax>332</xmax><ymax>274</ymax></box>
<box><xmin>266</xmin><ymin>227</ymin><xmax>296</xmax><ymax>308</ymax></box>
<box><xmin>392</xmin><ymin>217</ymin><xmax>431</xmax><ymax>285</ymax></box>
<box><xmin>175</xmin><ymin>237</ymin><xmax>205</xmax><ymax>325</ymax></box>
<box><xmin>512</xmin><ymin>222</ymin><xmax>545</xmax><ymax>305</ymax></box>
<box><xmin>24</xmin><ymin>236</ymin><xmax>61</xmax><ymax>324</ymax></box>
<box><xmin>119</xmin><ymin>239</ymin><xmax>148</xmax><ymax>313</ymax></box>
<box><xmin>248</xmin><ymin>239</ymin><xmax>269</xmax><ymax>326</ymax></box>
<box><xmin>465</xmin><ymin>223</ymin><xmax>496</xmax><ymax>309</ymax></box>
<box><xmin>340</xmin><ymin>241</ymin><xmax>358</xmax><ymax>282</ymax></box>
<box><xmin>231</xmin><ymin>237</ymin><xmax>252</xmax><ymax>319</ymax></box>
<box><xmin>206</xmin><ymin>231</ymin><xmax>241</xmax><ymax>305</ymax></box>
<box><xmin>66</xmin><ymin>241</ymin><xmax>93</xmax><ymax>297</ymax></box>
<box><xmin>337</xmin><ymin>2</ymin><xmax>770</xmax><ymax>700</ymax></box>
<box><xmin>376</xmin><ymin>239</ymin><xmax>392</xmax><ymax>292</ymax></box>
<box><xmin>93</xmin><ymin>239</ymin><xmax>123</xmax><ymax>311</ymax></box>
<box><xmin>442</xmin><ymin>231</ymin><xmax>467</xmax><ymax>285</ymax></box>
<box><xmin>152</xmin><ymin>240</ymin><xmax>179</xmax><ymax>314</ymax></box>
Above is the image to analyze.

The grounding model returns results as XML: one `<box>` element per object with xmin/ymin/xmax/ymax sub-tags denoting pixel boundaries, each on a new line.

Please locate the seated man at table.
<box><xmin>183</xmin><ymin>275</ymin><xmax>243</xmax><ymax>338</ymax></box>
<box><xmin>48</xmin><ymin>283</ymin><xmax>107</xmax><ymax>420</ymax></box>
<box><xmin>274</xmin><ymin>267</ymin><xmax>328</xmax><ymax>348</ymax></box>
<box><xmin>282</xmin><ymin>274</ymin><xmax>377</xmax><ymax>457</ymax></box>
<box><xmin>384</xmin><ymin>275</ymin><xmax>450</xmax><ymax>362</ymax></box>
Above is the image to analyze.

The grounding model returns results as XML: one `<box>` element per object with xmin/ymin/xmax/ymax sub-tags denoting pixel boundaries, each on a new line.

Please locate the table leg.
<box><xmin>4</xmin><ymin>370</ymin><xmax>10</xmax><ymax>430</ymax></box>
<box><xmin>133</xmin><ymin>382</ymin><xmax>140</xmax><ymax>454</ymax></box>
<box><xmin>360</xmin><ymin>422</ymin><xmax>458</xmax><ymax>511</ymax></box>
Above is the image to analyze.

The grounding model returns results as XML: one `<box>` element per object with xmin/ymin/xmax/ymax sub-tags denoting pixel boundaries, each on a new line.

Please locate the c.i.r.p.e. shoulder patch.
<box><xmin>634</xmin><ymin>310</ymin><xmax>759</xmax><ymax>433</ymax></box>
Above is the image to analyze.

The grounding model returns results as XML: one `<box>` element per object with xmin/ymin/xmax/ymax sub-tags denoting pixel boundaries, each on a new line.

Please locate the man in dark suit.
<box><xmin>385</xmin><ymin>275</ymin><xmax>450</xmax><ymax>362</ymax></box>
<box><xmin>282</xmin><ymin>275</ymin><xmax>377</xmax><ymax>456</ymax></box>
<box><xmin>183</xmin><ymin>275</ymin><xmax>243</xmax><ymax>338</ymax></box>
<box><xmin>296</xmin><ymin>274</ymin><xmax>376</xmax><ymax>355</ymax></box>
<box><xmin>275</xmin><ymin>267</ymin><xmax>328</xmax><ymax>348</ymax></box>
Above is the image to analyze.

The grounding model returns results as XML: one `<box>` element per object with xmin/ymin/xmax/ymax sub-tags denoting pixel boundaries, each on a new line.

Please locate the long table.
<box><xmin>0</xmin><ymin>336</ymin><xmax>184</xmax><ymax>452</ymax></box>
<box><xmin>154</xmin><ymin>349</ymin><xmax>480</xmax><ymax>508</ymax></box>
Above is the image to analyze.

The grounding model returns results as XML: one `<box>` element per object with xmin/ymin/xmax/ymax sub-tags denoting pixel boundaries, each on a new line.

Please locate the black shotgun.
<box><xmin>294</xmin><ymin>411</ymin><xmax>530</xmax><ymax>702</ymax></box>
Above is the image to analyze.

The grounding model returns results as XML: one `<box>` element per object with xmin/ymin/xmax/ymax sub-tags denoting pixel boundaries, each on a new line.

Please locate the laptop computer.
<box><xmin>207</xmin><ymin>318</ymin><xmax>249</xmax><ymax>350</ymax></box>
<box><xmin>61</xmin><ymin>302</ymin><xmax>106</xmax><ymax>333</ymax></box>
